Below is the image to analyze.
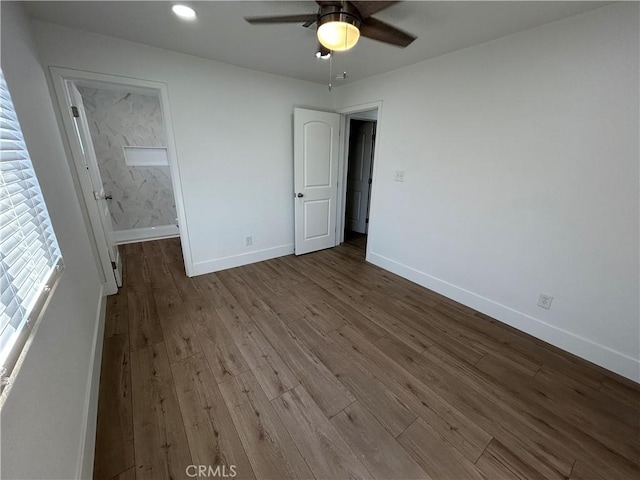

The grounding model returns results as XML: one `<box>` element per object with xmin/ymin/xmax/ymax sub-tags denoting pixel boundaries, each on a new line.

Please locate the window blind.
<box><xmin>0</xmin><ymin>69</ymin><xmax>63</xmax><ymax>391</ymax></box>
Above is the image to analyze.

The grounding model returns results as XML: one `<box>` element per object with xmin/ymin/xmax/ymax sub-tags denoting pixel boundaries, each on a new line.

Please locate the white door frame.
<box><xmin>49</xmin><ymin>67</ymin><xmax>194</xmax><ymax>292</ymax></box>
<box><xmin>335</xmin><ymin>101</ymin><xmax>383</xmax><ymax>259</ymax></box>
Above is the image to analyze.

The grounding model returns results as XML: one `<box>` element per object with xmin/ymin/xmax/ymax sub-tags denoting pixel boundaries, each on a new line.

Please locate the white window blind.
<box><xmin>0</xmin><ymin>69</ymin><xmax>63</xmax><ymax>391</ymax></box>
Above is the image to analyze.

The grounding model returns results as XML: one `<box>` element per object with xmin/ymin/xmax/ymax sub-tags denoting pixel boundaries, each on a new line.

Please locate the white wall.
<box><xmin>334</xmin><ymin>3</ymin><xmax>640</xmax><ymax>381</ymax></box>
<box><xmin>0</xmin><ymin>3</ymin><xmax>105</xmax><ymax>479</ymax></box>
<box><xmin>32</xmin><ymin>20</ymin><xmax>330</xmax><ymax>275</ymax></box>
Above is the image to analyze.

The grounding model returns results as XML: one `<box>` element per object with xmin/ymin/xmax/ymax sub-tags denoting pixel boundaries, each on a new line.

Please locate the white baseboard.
<box><xmin>192</xmin><ymin>244</ymin><xmax>294</xmax><ymax>276</ymax></box>
<box><xmin>76</xmin><ymin>284</ymin><xmax>107</xmax><ymax>480</ymax></box>
<box><xmin>368</xmin><ymin>251</ymin><xmax>640</xmax><ymax>383</ymax></box>
<box><xmin>113</xmin><ymin>224</ymin><xmax>179</xmax><ymax>245</ymax></box>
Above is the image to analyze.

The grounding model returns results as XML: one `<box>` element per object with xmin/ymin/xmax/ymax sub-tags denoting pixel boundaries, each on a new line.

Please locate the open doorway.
<box><xmin>76</xmin><ymin>85</ymin><xmax>179</xmax><ymax>245</ymax></box>
<box><xmin>50</xmin><ymin>67</ymin><xmax>192</xmax><ymax>294</ymax></box>
<box><xmin>343</xmin><ymin>109</ymin><xmax>377</xmax><ymax>253</ymax></box>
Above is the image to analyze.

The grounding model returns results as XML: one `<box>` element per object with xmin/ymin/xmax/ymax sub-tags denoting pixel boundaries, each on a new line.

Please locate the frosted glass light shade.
<box><xmin>317</xmin><ymin>21</ymin><xmax>360</xmax><ymax>51</ymax></box>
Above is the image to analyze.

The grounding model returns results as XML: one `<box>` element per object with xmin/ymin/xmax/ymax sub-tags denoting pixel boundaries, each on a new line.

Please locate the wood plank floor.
<box><xmin>94</xmin><ymin>236</ymin><xmax>640</xmax><ymax>480</ymax></box>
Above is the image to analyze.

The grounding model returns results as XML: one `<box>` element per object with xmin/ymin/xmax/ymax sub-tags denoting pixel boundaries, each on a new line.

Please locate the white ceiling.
<box><xmin>23</xmin><ymin>1</ymin><xmax>611</xmax><ymax>85</ymax></box>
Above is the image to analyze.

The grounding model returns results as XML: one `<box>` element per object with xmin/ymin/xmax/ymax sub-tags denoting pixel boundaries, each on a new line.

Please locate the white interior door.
<box><xmin>294</xmin><ymin>108</ymin><xmax>341</xmax><ymax>255</ymax></box>
<box><xmin>346</xmin><ymin>121</ymin><xmax>375</xmax><ymax>234</ymax></box>
<box><xmin>68</xmin><ymin>82</ymin><xmax>123</xmax><ymax>287</ymax></box>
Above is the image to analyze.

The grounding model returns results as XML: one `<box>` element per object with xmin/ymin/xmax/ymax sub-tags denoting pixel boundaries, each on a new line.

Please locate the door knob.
<box><xmin>296</xmin><ymin>193</ymin><xmax>304</xmax><ymax>198</ymax></box>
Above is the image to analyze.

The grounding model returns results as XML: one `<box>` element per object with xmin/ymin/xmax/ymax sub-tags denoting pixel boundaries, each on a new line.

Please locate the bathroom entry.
<box><xmin>345</xmin><ymin>115</ymin><xmax>377</xmax><ymax>242</ymax></box>
<box><xmin>51</xmin><ymin>67</ymin><xmax>190</xmax><ymax>294</ymax></box>
<box><xmin>77</xmin><ymin>86</ymin><xmax>179</xmax><ymax>245</ymax></box>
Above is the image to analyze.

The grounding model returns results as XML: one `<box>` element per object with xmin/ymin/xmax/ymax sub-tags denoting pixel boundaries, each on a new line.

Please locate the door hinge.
<box><xmin>94</xmin><ymin>191</ymin><xmax>112</xmax><ymax>201</ymax></box>
<box><xmin>366</xmin><ymin>218</ymin><xmax>369</xmax><ymax>224</ymax></box>
<box><xmin>71</xmin><ymin>106</ymin><xmax>80</xmax><ymax>118</ymax></box>
<box><xmin>368</xmin><ymin>178</ymin><xmax>372</xmax><ymax>185</ymax></box>
<box><xmin>111</xmin><ymin>261</ymin><xmax>117</xmax><ymax>270</ymax></box>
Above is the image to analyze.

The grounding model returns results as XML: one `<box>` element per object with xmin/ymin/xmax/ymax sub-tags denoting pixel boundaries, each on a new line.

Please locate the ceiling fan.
<box><xmin>245</xmin><ymin>1</ymin><xmax>416</xmax><ymax>53</ymax></box>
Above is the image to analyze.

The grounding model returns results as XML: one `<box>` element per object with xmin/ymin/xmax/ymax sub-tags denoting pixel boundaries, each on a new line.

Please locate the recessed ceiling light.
<box><xmin>172</xmin><ymin>4</ymin><xmax>196</xmax><ymax>20</ymax></box>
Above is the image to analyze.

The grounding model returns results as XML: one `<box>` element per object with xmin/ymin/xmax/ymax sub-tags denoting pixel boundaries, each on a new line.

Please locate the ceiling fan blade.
<box><xmin>360</xmin><ymin>17</ymin><xmax>416</xmax><ymax>47</ymax></box>
<box><xmin>350</xmin><ymin>1</ymin><xmax>399</xmax><ymax>18</ymax></box>
<box><xmin>245</xmin><ymin>14</ymin><xmax>318</xmax><ymax>25</ymax></box>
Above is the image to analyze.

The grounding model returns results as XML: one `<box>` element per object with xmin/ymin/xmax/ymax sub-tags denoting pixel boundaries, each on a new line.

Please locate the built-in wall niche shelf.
<box><xmin>123</xmin><ymin>146</ymin><xmax>169</xmax><ymax>167</ymax></box>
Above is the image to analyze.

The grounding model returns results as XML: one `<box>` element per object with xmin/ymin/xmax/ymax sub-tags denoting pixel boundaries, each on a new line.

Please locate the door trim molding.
<box><xmin>48</xmin><ymin>67</ymin><xmax>194</xmax><ymax>283</ymax></box>
<box><xmin>335</xmin><ymin>101</ymin><xmax>383</xmax><ymax>261</ymax></box>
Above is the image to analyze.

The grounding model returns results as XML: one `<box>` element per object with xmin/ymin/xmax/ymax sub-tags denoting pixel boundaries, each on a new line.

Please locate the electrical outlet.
<box><xmin>537</xmin><ymin>294</ymin><xmax>553</xmax><ymax>310</ymax></box>
<box><xmin>394</xmin><ymin>170</ymin><xmax>405</xmax><ymax>182</ymax></box>
<box><xmin>245</xmin><ymin>236</ymin><xmax>252</xmax><ymax>246</ymax></box>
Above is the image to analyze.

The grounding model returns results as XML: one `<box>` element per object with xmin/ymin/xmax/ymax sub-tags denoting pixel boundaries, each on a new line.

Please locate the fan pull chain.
<box><xmin>328</xmin><ymin>51</ymin><xmax>333</xmax><ymax>91</ymax></box>
<box><xmin>343</xmin><ymin>25</ymin><xmax>348</xmax><ymax>80</ymax></box>
<box><xmin>343</xmin><ymin>49</ymin><xmax>348</xmax><ymax>80</ymax></box>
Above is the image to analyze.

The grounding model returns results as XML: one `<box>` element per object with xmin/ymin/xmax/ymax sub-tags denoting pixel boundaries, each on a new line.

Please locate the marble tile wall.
<box><xmin>78</xmin><ymin>87</ymin><xmax>177</xmax><ymax>230</ymax></box>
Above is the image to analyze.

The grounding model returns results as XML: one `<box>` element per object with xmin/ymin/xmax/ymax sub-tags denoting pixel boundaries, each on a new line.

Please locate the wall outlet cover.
<box><xmin>245</xmin><ymin>236</ymin><xmax>252</xmax><ymax>246</ymax></box>
<box><xmin>537</xmin><ymin>294</ymin><xmax>553</xmax><ymax>310</ymax></box>
<box><xmin>394</xmin><ymin>170</ymin><xmax>405</xmax><ymax>182</ymax></box>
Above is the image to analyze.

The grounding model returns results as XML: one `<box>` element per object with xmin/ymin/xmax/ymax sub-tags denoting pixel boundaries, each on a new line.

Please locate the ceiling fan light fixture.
<box><xmin>317</xmin><ymin>10</ymin><xmax>361</xmax><ymax>52</ymax></box>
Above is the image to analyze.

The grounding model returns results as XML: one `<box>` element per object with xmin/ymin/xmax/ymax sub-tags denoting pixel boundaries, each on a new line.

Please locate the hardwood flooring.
<box><xmin>94</xmin><ymin>237</ymin><xmax>640</xmax><ymax>480</ymax></box>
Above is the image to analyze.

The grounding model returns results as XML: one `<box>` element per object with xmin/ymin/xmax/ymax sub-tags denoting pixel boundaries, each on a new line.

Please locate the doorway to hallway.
<box><xmin>344</xmin><ymin>111</ymin><xmax>377</xmax><ymax>253</ymax></box>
